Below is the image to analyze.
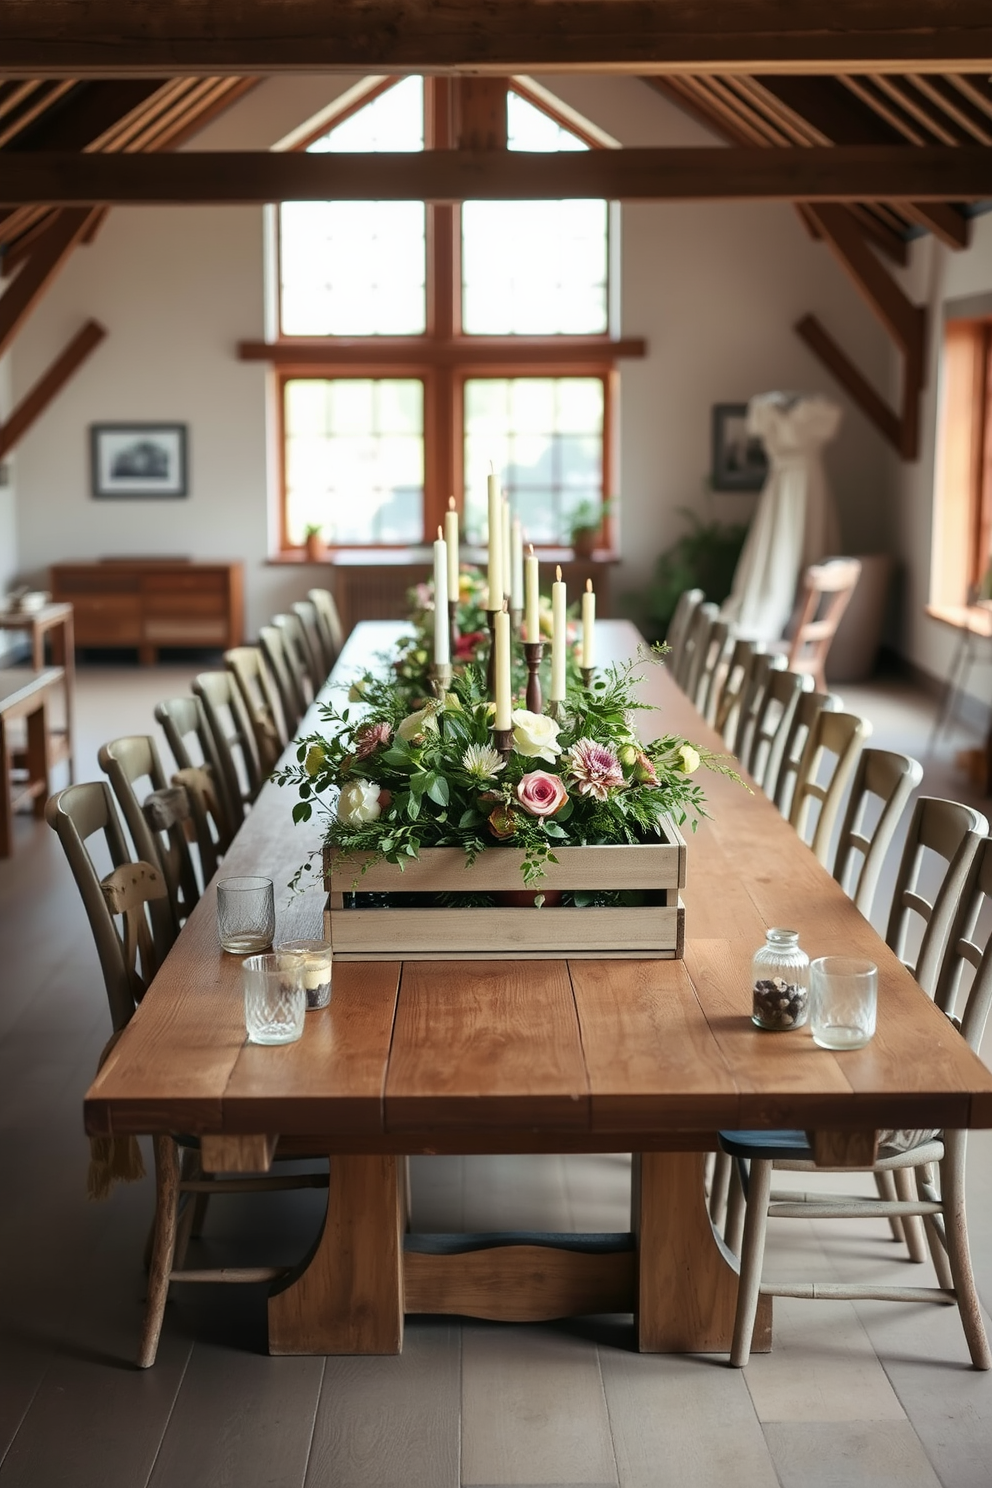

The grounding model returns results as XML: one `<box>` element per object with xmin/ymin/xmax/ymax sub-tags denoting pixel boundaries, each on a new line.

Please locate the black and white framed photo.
<box><xmin>90</xmin><ymin>423</ymin><xmax>188</xmax><ymax>498</ymax></box>
<box><xmin>711</xmin><ymin>404</ymin><xmax>768</xmax><ymax>492</ymax></box>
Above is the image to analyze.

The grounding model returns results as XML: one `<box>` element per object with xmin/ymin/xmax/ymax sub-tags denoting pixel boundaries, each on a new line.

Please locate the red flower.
<box><xmin>455</xmin><ymin>630</ymin><xmax>486</xmax><ymax>659</ymax></box>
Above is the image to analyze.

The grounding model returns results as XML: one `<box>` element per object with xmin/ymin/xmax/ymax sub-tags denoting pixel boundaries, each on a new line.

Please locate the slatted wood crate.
<box><xmin>323</xmin><ymin>821</ymin><xmax>686</xmax><ymax>960</ymax></box>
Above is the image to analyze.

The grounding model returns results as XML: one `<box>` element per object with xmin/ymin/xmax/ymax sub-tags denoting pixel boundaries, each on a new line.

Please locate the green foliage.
<box><xmin>630</xmin><ymin>509</ymin><xmax>747</xmax><ymax>642</ymax></box>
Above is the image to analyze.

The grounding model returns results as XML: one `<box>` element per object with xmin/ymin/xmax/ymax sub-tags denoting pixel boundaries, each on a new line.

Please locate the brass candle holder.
<box><xmin>493</xmin><ymin>726</ymin><xmax>514</xmax><ymax>757</ymax></box>
<box><xmin>485</xmin><ymin>608</ymin><xmax>500</xmax><ymax>694</ymax></box>
<box><xmin>524</xmin><ymin>642</ymin><xmax>544</xmax><ymax>715</ymax></box>
<box><xmin>430</xmin><ymin>661</ymin><xmax>453</xmax><ymax>699</ymax></box>
<box><xmin>580</xmin><ymin>666</ymin><xmax>596</xmax><ymax>689</ymax></box>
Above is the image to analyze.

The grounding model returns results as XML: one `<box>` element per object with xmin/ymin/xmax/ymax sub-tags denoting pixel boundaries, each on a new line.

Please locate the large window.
<box><xmin>275</xmin><ymin>78</ymin><xmax>625</xmax><ymax>553</ymax></box>
<box><xmin>933</xmin><ymin>317</ymin><xmax>992</xmax><ymax>604</ymax></box>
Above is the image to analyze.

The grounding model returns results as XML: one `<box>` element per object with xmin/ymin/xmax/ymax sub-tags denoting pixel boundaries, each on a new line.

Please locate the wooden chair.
<box><xmin>788</xmin><ymin>709</ymin><xmax>872</xmax><ymax>865</ymax></box>
<box><xmin>832</xmin><ymin>749</ymin><xmax>924</xmax><ymax>920</ymax></box>
<box><xmin>308</xmin><ymin>586</ymin><xmax>345</xmax><ymax>670</ymax></box>
<box><xmin>98</xmin><ymin>735</ymin><xmax>200</xmax><ymax>950</ymax></box>
<box><xmin>292</xmin><ymin>599</ymin><xmax>331</xmax><ymax>689</ymax></box>
<box><xmin>885</xmin><ymin>797</ymin><xmax>989</xmax><ymax>997</ymax></box>
<box><xmin>259</xmin><ymin>623</ymin><xmax>307</xmax><ymax>737</ymax></box>
<box><xmin>678</xmin><ymin>600</ymin><xmax>719</xmax><ymax>696</ymax></box>
<box><xmin>721</xmin><ymin>834</ymin><xmax>992</xmax><ymax>1371</ymax></box>
<box><xmin>771</xmin><ymin>689</ymin><xmax>838</xmax><ymax>821</ymax></box>
<box><xmin>771</xmin><ymin>557</ymin><xmax>862</xmax><ymax>693</ymax></box>
<box><xmin>46</xmin><ymin>781</ymin><xmax>328</xmax><ymax>1369</ymax></box>
<box><xmin>740</xmin><ymin>669</ymin><xmax>804</xmax><ymax>794</ymax></box>
<box><xmin>693</xmin><ymin>615</ymin><xmax>732</xmax><ymax>721</ymax></box>
<box><xmin>192</xmin><ymin>671</ymin><xmax>264</xmax><ymax>830</ymax></box>
<box><xmin>154</xmin><ymin>696</ymin><xmax>232</xmax><ymax>882</ymax></box>
<box><xmin>224</xmin><ymin>645</ymin><xmax>287</xmax><ymax>774</ymax></box>
<box><xmin>729</xmin><ymin>652</ymin><xmax>781</xmax><ymax>763</ymax></box>
<box><xmin>271</xmin><ymin>613</ymin><xmax>317</xmax><ymax>713</ymax></box>
<box><xmin>713</xmin><ymin>637</ymin><xmax>758</xmax><ymax>743</ymax></box>
<box><xmin>663</xmin><ymin>587</ymin><xmax>704</xmax><ymax>682</ymax></box>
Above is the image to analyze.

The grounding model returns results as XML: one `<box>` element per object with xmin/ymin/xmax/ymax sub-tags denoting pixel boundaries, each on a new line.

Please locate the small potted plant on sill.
<box><xmin>303</xmin><ymin>523</ymin><xmax>324</xmax><ymax>562</ymax></box>
<box><xmin>568</xmin><ymin>498</ymin><xmax>612</xmax><ymax>560</ymax></box>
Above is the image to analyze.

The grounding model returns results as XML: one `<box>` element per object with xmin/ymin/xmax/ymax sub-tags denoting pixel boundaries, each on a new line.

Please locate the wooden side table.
<box><xmin>0</xmin><ymin>668</ymin><xmax>64</xmax><ymax>856</ymax></box>
<box><xmin>0</xmin><ymin>603</ymin><xmax>74</xmax><ymax>782</ymax></box>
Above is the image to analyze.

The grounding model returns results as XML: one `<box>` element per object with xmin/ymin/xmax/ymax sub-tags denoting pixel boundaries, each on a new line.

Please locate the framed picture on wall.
<box><xmin>711</xmin><ymin>404</ymin><xmax>768</xmax><ymax>492</ymax></box>
<box><xmin>90</xmin><ymin>423</ymin><xmax>188</xmax><ymax>498</ymax></box>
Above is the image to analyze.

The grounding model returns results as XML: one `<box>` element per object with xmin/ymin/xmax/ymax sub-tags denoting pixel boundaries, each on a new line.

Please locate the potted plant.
<box><xmin>303</xmin><ymin>523</ymin><xmax>324</xmax><ymax>562</ymax></box>
<box><xmin>568</xmin><ymin>498</ymin><xmax>612</xmax><ymax>559</ymax></box>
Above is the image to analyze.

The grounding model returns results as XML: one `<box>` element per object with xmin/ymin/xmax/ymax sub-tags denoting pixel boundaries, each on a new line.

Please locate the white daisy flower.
<box><xmin>462</xmin><ymin>742</ymin><xmax>506</xmax><ymax>780</ymax></box>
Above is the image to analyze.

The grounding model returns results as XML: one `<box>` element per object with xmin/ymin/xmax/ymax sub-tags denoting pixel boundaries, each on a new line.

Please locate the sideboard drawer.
<box><xmin>51</xmin><ymin>560</ymin><xmax>244</xmax><ymax>663</ymax></box>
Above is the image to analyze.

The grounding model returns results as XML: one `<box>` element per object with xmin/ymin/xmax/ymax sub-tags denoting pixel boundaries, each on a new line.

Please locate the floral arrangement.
<box><xmin>276</xmin><ymin>652</ymin><xmax>739</xmax><ymax>889</ymax></box>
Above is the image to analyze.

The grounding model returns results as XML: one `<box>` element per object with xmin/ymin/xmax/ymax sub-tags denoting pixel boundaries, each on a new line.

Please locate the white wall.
<box><xmin>8</xmin><ymin>73</ymin><xmax>896</xmax><ymax>635</ymax></box>
<box><xmin>890</xmin><ymin>213</ymin><xmax>992</xmax><ymax>692</ymax></box>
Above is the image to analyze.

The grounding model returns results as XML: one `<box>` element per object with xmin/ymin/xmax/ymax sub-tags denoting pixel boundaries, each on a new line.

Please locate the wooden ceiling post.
<box><xmin>0</xmin><ymin>207</ymin><xmax>96</xmax><ymax>359</ymax></box>
<box><xmin>0</xmin><ymin>317</ymin><xmax>106</xmax><ymax>457</ymax></box>
<box><xmin>454</xmin><ymin>78</ymin><xmax>508</xmax><ymax>151</ymax></box>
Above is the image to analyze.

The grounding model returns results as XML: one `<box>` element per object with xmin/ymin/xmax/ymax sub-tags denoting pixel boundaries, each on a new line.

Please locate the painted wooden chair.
<box><xmin>721</xmin><ymin>833</ymin><xmax>992</xmax><ymax>1371</ymax></box>
<box><xmin>271</xmin><ymin>613</ymin><xmax>317</xmax><ymax>713</ymax></box>
<box><xmin>291</xmin><ymin>598</ymin><xmax>331</xmax><ymax>689</ymax></box>
<box><xmin>259</xmin><ymin>623</ymin><xmax>307</xmax><ymax>737</ymax></box>
<box><xmin>788</xmin><ymin>709</ymin><xmax>872</xmax><ymax>865</ymax></box>
<box><xmin>46</xmin><ymin>781</ymin><xmax>328</xmax><ymax>1369</ymax></box>
<box><xmin>98</xmin><ymin>734</ymin><xmax>201</xmax><ymax>948</ymax></box>
<box><xmin>693</xmin><ymin>615</ymin><xmax>732</xmax><ymax>721</ymax></box>
<box><xmin>308</xmin><ymin>586</ymin><xmax>345</xmax><ymax>670</ymax></box>
<box><xmin>770</xmin><ymin>688</ymin><xmax>838</xmax><ymax>821</ymax></box>
<box><xmin>740</xmin><ymin>668</ymin><xmax>804</xmax><ymax>794</ymax></box>
<box><xmin>729</xmin><ymin>652</ymin><xmax>782</xmax><ymax>763</ymax></box>
<box><xmin>678</xmin><ymin>600</ymin><xmax>720</xmax><ymax>697</ymax></box>
<box><xmin>192</xmin><ymin>671</ymin><xmax>264</xmax><ymax>829</ymax></box>
<box><xmin>154</xmin><ymin>696</ymin><xmax>232</xmax><ymax>883</ymax></box>
<box><xmin>832</xmin><ymin>749</ymin><xmax>924</xmax><ymax>920</ymax></box>
<box><xmin>712</xmin><ymin>637</ymin><xmax>758</xmax><ymax>743</ymax></box>
<box><xmin>224</xmin><ymin>645</ymin><xmax>287</xmax><ymax>774</ymax></box>
<box><xmin>770</xmin><ymin>557</ymin><xmax>862</xmax><ymax>693</ymax></box>
<box><xmin>663</xmin><ymin>587</ymin><xmax>704</xmax><ymax>683</ymax></box>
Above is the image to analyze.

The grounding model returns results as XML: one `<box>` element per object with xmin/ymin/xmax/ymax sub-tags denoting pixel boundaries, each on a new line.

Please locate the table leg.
<box><xmin>0</xmin><ymin>716</ymin><xmax>11</xmax><ymax>857</ymax></box>
<box><xmin>268</xmin><ymin>1153</ymin><xmax>404</xmax><ymax>1355</ymax></box>
<box><xmin>634</xmin><ymin>1151</ymin><xmax>771</xmax><ymax>1354</ymax></box>
<box><xmin>26</xmin><ymin>699</ymin><xmax>49</xmax><ymax>818</ymax></box>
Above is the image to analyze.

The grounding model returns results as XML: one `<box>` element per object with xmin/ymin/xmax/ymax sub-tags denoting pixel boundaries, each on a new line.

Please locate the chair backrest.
<box><xmin>788</xmin><ymin>709</ymin><xmax>872</xmax><ymax>865</ymax></box>
<box><xmin>679</xmin><ymin>600</ymin><xmax>719</xmax><ymax>696</ymax></box>
<box><xmin>259</xmin><ymin>623</ymin><xmax>306</xmax><ymax>736</ymax></box>
<box><xmin>307</xmin><ymin>587</ymin><xmax>345</xmax><ymax>671</ymax></box>
<box><xmin>934</xmin><ymin>836</ymin><xmax>992</xmax><ymax>1052</ymax></box>
<box><xmin>289</xmin><ymin>602</ymin><xmax>327</xmax><ymax>692</ymax></box>
<box><xmin>154</xmin><ymin>695</ymin><xmax>233</xmax><ymax>872</ymax></box>
<box><xmin>664</xmin><ymin>588</ymin><xmax>704</xmax><ymax>682</ymax></box>
<box><xmin>45</xmin><ymin>782</ymin><xmax>169</xmax><ymax>1034</ymax></box>
<box><xmin>730</xmin><ymin>651</ymin><xmax>781</xmax><ymax>762</ymax></box>
<box><xmin>785</xmin><ymin>557</ymin><xmax>862</xmax><ymax>692</ymax></box>
<box><xmin>713</xmin><ymin>637</ymin><xmax>758</xmax><ymax>743</ymax></box>
<box><xmin>224</xmin><ymin>646</ymin><xmax>287</xmax><ymax>772</ymax></box>
<box><xmin>192</xmin><ymin>671</ymin><xmax>264</xmax><ymax>829</ymax></box>
<box><xmin>832</xmin><ymin>748</ymin><xmax>924</xmax><ymax>920</ymax></box>
<box><xmin>694</xmin><ymin>615</ymin><xmax>732</xmax><ymax>721</ymax></box>
<box><xmin>271</xmin><ymin>613</ymin><xmax>316</xmax><ymax>713</ymax></box>
<box><xmin>741</xmin><ymin>668</ymin><xmax>804</xmax><ymax>793</ymax></box>
<box><xmin>886</xmin><ymin>796</ymin><xmax>989</xmax><ymax>996</ymax></box>
<box><xmin>772</xmin><ymin>688</ymin><xmax>839</xmax><ymax>820</ymax></box>
<box><xmin>98</xmin><ymin>735</ymin><xmax>200</xmax><ymax>951</ymax></box>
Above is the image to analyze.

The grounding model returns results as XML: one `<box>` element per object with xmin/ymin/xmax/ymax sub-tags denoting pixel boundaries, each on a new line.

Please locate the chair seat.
<box><xmin>719</xmin><ymin>1129</ymin><xmax>812</xmax><ymax>1161</ymax></box>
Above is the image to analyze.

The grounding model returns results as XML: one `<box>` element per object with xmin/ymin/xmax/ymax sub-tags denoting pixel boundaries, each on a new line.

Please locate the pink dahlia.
<box><xmin>354</xmin><ymin>720</ymin><xmax>392</xmax><ymax>759</ymax></box>
<box><xmin>566</xmin><ymin>738</ymin><xmax>625</xmax><ymax>801</ymax></box>
<box><xmin>516</xmin><ymin>771</ymin><xmax>568</xmax><ymax>818</ymax></box>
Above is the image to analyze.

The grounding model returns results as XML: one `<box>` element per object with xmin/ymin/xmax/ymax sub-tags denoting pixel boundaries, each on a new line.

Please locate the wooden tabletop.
<box><xmin>0</xmin><ymin>666</ymin><xmax>65</xmax><ymax>712</ymax></box>
<box><xmin>84</xmin><ymin>620</ymin><xmax>992</xmax><ymax>1150</ymax></box>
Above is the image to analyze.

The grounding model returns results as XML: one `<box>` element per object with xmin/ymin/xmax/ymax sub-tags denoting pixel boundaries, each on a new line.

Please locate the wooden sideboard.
<box><xmin>50</xmin><ymin>559</ymin><xmax>244</xmax><ymax>665</ymax></box>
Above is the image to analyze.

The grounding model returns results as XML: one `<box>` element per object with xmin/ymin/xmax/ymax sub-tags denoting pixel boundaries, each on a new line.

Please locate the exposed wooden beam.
<box><xmin>0</xmin><ymin>317</ymin><xmax>105</xmax><ymax>457</ymax></box>
<box><xmin>795</xmin><ymin>313</ymin><xmax>902</xmax><ymax>450</ymax></box>
<box><xmin>454</xmin><ymin>78</ymin><xmax>508</xmax><ymax>152</ymax></box>
<box><xmin>806</xmin><ymin>202</ymin><xmax>925</xmax><ymax>359</ymax></box>
<box><xmin>0</xmin><ymin>207</ymin><xmax>95</xmax><ymax>358</ymax></box>
<box><xmin>3</xmin><ymin>3</ymin><xmax>992</xmax><ymax>76</ymax></box>
<box><xmin>1</xmin><ymin>146</ymin><xmax>990</xmax><ymax>206</ymax></box>
<box><xmin>237</xmin><ymin>336</ymin><xmax>648</xmax><ymax>367</ymax></box>
<box><xmin>898</xmin><ymin>200</ymin><xmax>972</xmax><ymax>248</ymax></box>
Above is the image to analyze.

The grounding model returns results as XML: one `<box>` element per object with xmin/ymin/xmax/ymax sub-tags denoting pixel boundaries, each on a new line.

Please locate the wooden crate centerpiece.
<box><xmin>323</xmin><ymin>820</ymin><xmax>686</xmax><ymax>961</ymax></box>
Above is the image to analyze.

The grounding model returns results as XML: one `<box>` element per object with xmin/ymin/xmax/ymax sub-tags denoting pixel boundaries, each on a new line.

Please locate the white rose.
<box><xmin>397</xmin><ymin>705</ymin><xmax>440</xmax><ymax>743</ymax></box>
<box><xmin>347</xmin><ymin>676</ymin><xmax>371</xmax><ymax>703</ymax></box>
<box><xmin>511</xmin><ymin>709</ymin><xmax>562</xmax><ymax>764</ymax></box>
<box><xmin>337</xmin><ymin>779</ymin><xmax>382</xmax><ymax>825</ymax></box>
<box><xmin>677</xmin><ymin>744</ymin><xmax>701</xmax><ymax>775</ymax></box>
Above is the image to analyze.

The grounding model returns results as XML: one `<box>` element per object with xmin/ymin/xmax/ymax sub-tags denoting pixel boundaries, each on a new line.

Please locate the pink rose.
<box><xmin>516</xmin><ymin>771</ymin><xmax>568</xmax><ymax>818</ymax></box>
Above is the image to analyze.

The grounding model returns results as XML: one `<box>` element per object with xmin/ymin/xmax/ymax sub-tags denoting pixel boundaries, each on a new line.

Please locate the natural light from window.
<box><xmin>463</xmin><ymin>377</ymin><xmax>604</xmax><ymax>545</ymax></box>
<box><xmin>283</xmin><ymin>377</ymin><xmax>424</xmax><ymax>544</ymax></box>
<box><xmin>279</xmin><ymin>77</ymin><xmax>426</xmax><ymax>335</ymax></box>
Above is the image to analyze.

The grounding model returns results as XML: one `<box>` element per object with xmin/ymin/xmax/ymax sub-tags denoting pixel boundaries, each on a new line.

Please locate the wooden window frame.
<box><xmin>272</xmin><ymin>75</ymin><xmax>635</xmax><ymax>556</ymax></box>
<box><xmin>934</xmin><ymin>317</ymin><xmax>992</xmax><ymax>604</ymax></box>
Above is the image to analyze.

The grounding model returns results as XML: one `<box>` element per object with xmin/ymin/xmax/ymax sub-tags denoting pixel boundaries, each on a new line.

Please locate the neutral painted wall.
<box><xmin>890</xmin><ymin>213</ymin><xmax>992</xmax><ymax>696</ymax></box>
<box><xmin>6</xmin><ymin>73</ymin><xmax>895</xmax><ymax>637</ymax></box>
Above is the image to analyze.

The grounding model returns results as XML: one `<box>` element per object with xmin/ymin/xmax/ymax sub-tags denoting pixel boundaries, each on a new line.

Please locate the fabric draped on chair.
<box><xmin>721</xmin><ymin>393</ymin><xmax>842</xmax><ymax>645</ymax></box>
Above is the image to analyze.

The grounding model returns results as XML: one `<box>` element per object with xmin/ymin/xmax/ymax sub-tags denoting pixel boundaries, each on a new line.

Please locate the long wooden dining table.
<box><xmin>85</xmin><ymin>620</ymin><xmax>992</xmax><ymax>1357</ymax></box>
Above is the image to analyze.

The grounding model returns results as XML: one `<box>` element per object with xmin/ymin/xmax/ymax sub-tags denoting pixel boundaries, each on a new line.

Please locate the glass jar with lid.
<box><xmin>751</xmin><ymin>928</ymin><xmax>810</xmax><ymax>1030</ymax></box>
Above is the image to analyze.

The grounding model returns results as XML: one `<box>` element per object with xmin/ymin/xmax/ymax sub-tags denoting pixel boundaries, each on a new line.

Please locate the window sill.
<box><xmin>926</xmin><ymin>603</ymin><xmax>992</xmax><ymax>637</ymax></box>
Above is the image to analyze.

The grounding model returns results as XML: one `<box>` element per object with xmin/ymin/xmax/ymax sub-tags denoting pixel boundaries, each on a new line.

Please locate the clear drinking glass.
<box><xmin>277</xmin><ymin>938</ymin><xmax>333</xmax><ymax>1010</ymax></box>
<box><xmin>217</xmin><ymin>876</ymin><xmax>275</xmax><ymax>954</ymax></box>
<box><xmin>242</xmin><ymin>951</ymin><xmax>306</xmax><ymax>1045</ymax></box>
<box><xmin>810</xmin><ymin>957</ymin><xmax>878</xmax><ymax>1050</ymax></box>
